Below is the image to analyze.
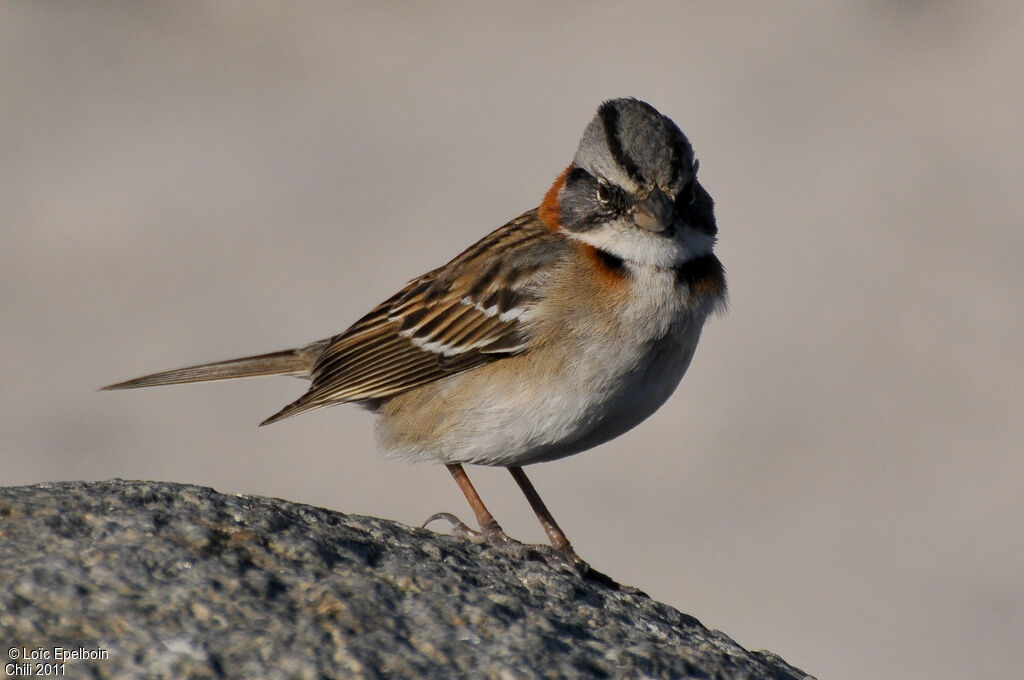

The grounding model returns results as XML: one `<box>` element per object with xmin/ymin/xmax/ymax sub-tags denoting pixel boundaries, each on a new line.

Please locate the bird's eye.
<box><xmin>596</xmin><ymin>182</ymin><xmax>613</xmax><ymax>204</ymax></box>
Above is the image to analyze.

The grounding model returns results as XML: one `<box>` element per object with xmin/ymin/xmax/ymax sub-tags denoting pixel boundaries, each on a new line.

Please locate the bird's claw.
<box><xmin>422</xmin><ymin>511</ymin><xmax>530</xmax><ymax>556</ymax></box>
<box><xmin>422</xmin><ymin>512</ymin><xmax>486</xmax><ymax>542</ymax></box>
<box><xmin>422</xmin><ymin>511</ymin><xmax>626</xmax><ymax>587</ymax></box>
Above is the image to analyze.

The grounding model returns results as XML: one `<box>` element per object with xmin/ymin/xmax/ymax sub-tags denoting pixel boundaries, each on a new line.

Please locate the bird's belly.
<box><xmin>377</xmin><ymin>317</ymin><xmax>705</xmax><ymax>467</ymax></box>
<box><xmin>512</xmin><ymin>330</ymin><xmax>701</xmax><ymax>465</ymax></box>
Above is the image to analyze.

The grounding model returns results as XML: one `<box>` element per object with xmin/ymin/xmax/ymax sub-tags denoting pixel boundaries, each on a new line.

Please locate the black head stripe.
<box><xmin>676</xmin><ymin>182</ymin><xmax>717</xmax><ymax>236</ymax></box>
<box><xmin>668</xmin><ymin>134</ymin><xmax>688</xmax><ymax>186</ymax></box>
<box><xmin>566</xmin><ymin>166</ymin><xmax>592</xmax><ymax>185</ymax></box>
<box><xmin>598</xmin><ymin>103</ymin><xmax>643</xmax><ymax>184</ymax></box>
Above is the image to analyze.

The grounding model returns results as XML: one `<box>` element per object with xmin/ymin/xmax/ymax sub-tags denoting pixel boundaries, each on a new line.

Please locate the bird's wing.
<box><xmin>261</xmin><ymin>210</ymin><xmax>566</xmax><ymax>424</ymax></box>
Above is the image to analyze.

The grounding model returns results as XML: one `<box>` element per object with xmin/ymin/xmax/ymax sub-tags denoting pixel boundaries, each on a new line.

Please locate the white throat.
<box><xmin>564</xmin><ymin>223</ymin><xmax>713</xmax><ymax>269</ymax></box>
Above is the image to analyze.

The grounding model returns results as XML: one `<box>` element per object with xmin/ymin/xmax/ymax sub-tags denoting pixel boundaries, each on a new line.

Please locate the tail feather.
<box><xmin>258</xmin><ymin>393</ymin><xmax>327</xmax><ymax>427</ymax></box>
<box><xmin>101</xmin><ymin>347</ymin><xmax>319</xmax><ymax>391</ymax></box>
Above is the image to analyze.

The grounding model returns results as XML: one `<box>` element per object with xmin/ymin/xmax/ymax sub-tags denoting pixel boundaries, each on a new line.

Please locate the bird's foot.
<box><xmin>422</xmin><ymin>512</ymin><xmax>628</xmax><ymax>585</ymax></box>
<box><xmin>422</xmin><ymin>512</ymin><xmax>531</xmax><ymax>558</ymax></box>
<box><xmin>422</xmin><ymin>512</ymin><xmax>483</xmax><ymax>541</ymax></box>
<box><xmin>529</xmin><ymin>542</ymin><xmax>635</xmax><ymax>590</ymax></box>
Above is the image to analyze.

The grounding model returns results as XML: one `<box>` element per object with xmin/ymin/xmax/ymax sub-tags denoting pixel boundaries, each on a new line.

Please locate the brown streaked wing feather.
<box><xmin>260</xmin><ymin>210</ymin><xmax>568</xmax><ymax>425</ymax></box>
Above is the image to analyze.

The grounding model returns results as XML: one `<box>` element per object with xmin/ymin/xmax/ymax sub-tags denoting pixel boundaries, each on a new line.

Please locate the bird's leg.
<box><xmin>425</xmin><ymin>464</ymin><xmax>617</xmax><ymax>584</ymax></box>
<box><xmin>423</xmin><ymin>464</ymin><xmax>521</xmax><ymax>550</ymax></box>
<box><xmin>507</xmin><ymin>466</ymin><xmax>588</xmax><ymax>572</ymax></box>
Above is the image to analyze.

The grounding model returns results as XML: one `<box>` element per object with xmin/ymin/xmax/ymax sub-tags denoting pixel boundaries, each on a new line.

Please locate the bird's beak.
<box><xmin>632</xmin><ymin>186</ymin><xmax>675</xmax><ymax>234</ymax></box>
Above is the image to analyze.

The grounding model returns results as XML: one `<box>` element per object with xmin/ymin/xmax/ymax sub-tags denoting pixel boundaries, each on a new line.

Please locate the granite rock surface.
<box><xmin>0</xmin><ymin>480</ymin><xmax>813</xmax><ymax>679</ymax></box>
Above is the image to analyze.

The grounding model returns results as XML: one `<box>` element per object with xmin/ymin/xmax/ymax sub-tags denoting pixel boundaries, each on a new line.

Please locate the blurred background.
<box><xmin>2</xmin><ymin>3</ymin><xmax>1021</xmax><ymax>678</ymax></box>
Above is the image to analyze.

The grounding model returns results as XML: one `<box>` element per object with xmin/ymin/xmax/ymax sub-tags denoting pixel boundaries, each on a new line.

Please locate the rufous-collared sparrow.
<box><xmin>104</xmin><ymin>98</ymin><xmax>726</xmax><ymax>573</ymax></box>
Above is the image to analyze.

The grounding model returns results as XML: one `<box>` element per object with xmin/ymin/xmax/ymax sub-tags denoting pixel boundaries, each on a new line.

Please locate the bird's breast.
<box><xmin>373</xmin><ymin>258</ymin><xmax>722</xmax><ymax>467</ymax></box>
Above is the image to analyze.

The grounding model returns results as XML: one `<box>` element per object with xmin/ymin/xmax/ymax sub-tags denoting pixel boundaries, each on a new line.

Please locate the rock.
<box><xmin>0</xmin><ymin>480</ymin><xmax>813</xmax><ymax>679</ymax></box>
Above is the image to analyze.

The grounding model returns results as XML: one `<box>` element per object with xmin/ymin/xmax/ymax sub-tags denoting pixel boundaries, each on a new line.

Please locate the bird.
<box><xmin>103</xmin><ymin>98</ymin><xmax>726</xmax><ymax>573</ymax></box>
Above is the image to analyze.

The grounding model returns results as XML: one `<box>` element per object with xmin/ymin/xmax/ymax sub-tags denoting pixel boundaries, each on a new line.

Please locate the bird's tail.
<box><xmin>101</xmin><ymin>344</ymin><xmax>324</xmax><ymax>391</ymax></box>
